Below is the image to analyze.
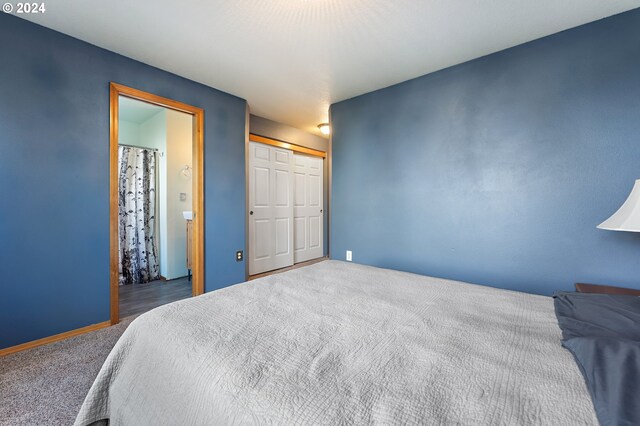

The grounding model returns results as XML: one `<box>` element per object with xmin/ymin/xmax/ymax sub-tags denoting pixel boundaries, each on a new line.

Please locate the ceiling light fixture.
<box><xmin>318</xmin><ymin>123</ymin><xmax>330</xmax><ymax>135</ymax></box>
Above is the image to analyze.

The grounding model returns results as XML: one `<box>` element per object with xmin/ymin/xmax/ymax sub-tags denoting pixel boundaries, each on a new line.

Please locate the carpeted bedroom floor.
<box><xmin>0</xmin><ymin>317</ymin><xmax>134</xmax><ymax>426</ymax></box>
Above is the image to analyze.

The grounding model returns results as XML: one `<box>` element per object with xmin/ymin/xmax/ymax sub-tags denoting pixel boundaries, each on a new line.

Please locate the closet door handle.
<box><xmin>249</xmin><ymin>211</ymin><xmax>254</xmax><ymax>215</ymax></box>
<box><xmin>320</xmin><ymin>209</ymin><xmax>323</xmax><ymax>213</ymax></box>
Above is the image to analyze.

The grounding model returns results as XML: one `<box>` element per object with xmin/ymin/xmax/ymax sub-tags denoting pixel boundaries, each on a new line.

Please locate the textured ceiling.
<box><xmin>19</xmin><ymin>1</ymin><xmax>640</xmax><ymax>137</ymax></box>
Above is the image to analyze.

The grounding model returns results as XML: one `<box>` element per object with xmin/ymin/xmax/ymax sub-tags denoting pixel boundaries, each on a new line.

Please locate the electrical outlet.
<box><xmin>346</xmin><ymin>250</ymin><xmax>352</xmax><ymax>262</ymax></box>
<box><xmin>236</xmin><ymin>250</ymin><xmax>243</xmax><ymax>262</ymax></box>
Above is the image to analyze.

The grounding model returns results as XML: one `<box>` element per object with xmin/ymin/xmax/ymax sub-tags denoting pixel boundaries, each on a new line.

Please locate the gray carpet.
<box><xmin>0</xmin><ymin>317</ymin><xmax>134</xmax><ymax>426</ymax></box>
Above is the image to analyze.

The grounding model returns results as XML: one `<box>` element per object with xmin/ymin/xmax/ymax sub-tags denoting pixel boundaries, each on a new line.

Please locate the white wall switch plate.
<box><xmin>346</xmin><ymin>250</ymin><xmax>352</xmax><ymax>261</ymax></box>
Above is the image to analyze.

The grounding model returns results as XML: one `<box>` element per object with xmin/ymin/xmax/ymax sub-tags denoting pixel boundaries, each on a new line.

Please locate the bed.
<box><xmin>75</xmin><ymin>260</ymin><xmax>598</xmax><ymax>425</ymax></box>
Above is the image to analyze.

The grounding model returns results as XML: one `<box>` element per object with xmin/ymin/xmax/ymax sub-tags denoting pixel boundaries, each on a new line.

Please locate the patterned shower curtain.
<box><xmin>118</xmin><ymin>146</ymin><xmax>160</xmax><ymax>285</ymax></box>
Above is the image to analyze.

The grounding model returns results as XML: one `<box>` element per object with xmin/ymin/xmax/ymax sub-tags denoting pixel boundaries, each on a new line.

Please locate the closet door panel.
<box><xmin>294</xmin><ymin>217</ymin><xmax>306</xmax><ymax>251</ymax></box>
<box><xmin>249</xmin><ymin>143</ymin><xmax>294</xmax><ymax>275</ymax></box>
<box><xmin>293</xmin><ymin>153</ymin><xmax>324</xmax><ymax>263</ymax></box>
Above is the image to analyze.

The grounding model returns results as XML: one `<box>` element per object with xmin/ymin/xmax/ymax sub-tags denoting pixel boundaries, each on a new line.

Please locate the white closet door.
<box><xmin>249</xmin><ymin>142</ymin><xmax>294</xmax><ymax>275</ymax></box>
<box><xmin>293</xmin><ymin>153</ymin><xmax>324</xmax><ymax>263</ymax></box>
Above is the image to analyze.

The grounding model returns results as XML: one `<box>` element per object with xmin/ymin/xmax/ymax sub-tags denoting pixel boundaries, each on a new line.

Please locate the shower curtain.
<box><xmin>118</xmin><ymin>146</ymin><xmax>160</xmax><ymax>285</ymax></box>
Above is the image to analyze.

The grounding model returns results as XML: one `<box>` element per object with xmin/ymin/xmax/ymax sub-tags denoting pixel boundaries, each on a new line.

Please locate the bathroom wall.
<box><xmin>118</xmin><ymin>119</ymin><xmax>141</xmax><ymax>146</ymax></box>
<box><xmin>165</xmin><ymin>109</ymin><xmax>192</xmax><ymax>279</ymax></box>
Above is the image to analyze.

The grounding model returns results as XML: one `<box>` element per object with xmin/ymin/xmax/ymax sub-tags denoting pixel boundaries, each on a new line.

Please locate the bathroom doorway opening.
<box><xmin>109</xmin><ymin>83</ymin><xmax>204</xmax><ymax>324</ymax></box>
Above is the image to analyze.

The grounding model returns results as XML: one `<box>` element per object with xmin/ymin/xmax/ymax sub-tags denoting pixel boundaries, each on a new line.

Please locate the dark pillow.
<box><xmin>553</xmin><ymin>292</ymin><xmax>640</xmax><ymax>426</ymax></box>
<box><xmin>562</xmin><ymin>337</ymin><xmax>640</xmax><ymax>426</ymax></box>
<box><xmin>554</xmin><ymin>292</ymin><xmax>640</xmax><ymax>341</ymax></box>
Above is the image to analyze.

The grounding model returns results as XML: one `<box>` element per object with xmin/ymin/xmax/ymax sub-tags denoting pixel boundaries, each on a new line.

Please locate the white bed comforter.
<box><xmin>75</xmin><ymin>261</ymin><xmax>597</xmax><ymax>425</ymax></box>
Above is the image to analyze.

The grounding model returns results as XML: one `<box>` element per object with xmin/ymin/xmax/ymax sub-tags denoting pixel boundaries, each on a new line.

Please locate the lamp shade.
<box><xmin>597</xmin><ymin>179</ymin><xmax>640</xmax><ymax>232</ymax></box>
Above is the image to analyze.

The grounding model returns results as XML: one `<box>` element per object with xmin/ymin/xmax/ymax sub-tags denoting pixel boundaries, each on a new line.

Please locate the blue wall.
<box><xmin>331</xmin><ymin>9</ymin><xmax>640</xmax><ymax>295</ymax></box>
<box><xmin>0</xmin><ymin>14</ymin><xmax>247</xmax><ymax>348</ymax></box>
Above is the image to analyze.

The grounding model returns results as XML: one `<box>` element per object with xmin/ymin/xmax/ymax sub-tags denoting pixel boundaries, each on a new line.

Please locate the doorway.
<box><xmin>109</xmin><ymin>83</ymin><xmax>204</xmax><ymax>324</ymax></box>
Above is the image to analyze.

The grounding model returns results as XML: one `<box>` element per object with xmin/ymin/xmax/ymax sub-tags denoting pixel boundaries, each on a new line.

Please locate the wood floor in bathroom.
<box><xmin>119</xmin><ymin>277</ymin><xmax>192</xmax><ymax>318</ymax></box>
